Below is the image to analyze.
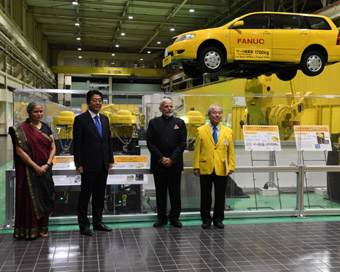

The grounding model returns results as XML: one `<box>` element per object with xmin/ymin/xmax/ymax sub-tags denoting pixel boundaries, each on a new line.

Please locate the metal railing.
<box><xmin>4</xmin><ymin>165</ymin><xmax>340</xmax><ymax>228</ymax></box>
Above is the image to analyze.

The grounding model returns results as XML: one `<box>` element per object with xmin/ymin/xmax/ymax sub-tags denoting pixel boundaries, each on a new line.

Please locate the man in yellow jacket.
<box><xmin>193</xmin><ymin>104</ymin><xmax>235</xmax><ymax>229</ymax></box>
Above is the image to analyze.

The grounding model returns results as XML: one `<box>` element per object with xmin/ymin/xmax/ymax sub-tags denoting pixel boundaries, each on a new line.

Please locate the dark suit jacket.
<box><xmin>73</xmin><ymin>111</ymin><xmax>114</xmax><ymax>172</ymax></box>
<box><xmin>146</xmin><ymin>115</ymin><xmax>187</xmax><ymax>173</ymax></box>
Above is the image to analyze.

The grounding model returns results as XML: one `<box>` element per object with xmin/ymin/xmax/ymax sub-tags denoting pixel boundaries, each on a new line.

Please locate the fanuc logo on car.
<box><xmin>237</xmin><ymin>38</ymin><xmax>265</xmax><ymax>44</ymax></box>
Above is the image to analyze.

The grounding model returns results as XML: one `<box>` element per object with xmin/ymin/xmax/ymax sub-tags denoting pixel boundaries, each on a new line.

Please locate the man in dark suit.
<box><xmin>73</xmin><ymin>90</ymin><xmax>114</xmax><ymax>236</ymax></box>
<box><xmin>146</xmin><ymin>98</ymin><xmax>187</xmax><ymax>228</ymax></box>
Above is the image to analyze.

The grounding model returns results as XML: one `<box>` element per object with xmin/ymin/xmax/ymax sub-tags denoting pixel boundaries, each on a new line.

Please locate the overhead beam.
<box><xmin>139</xmin><ymin>0</ymin><xmax>188</xmax><ymax>53</ymax></box>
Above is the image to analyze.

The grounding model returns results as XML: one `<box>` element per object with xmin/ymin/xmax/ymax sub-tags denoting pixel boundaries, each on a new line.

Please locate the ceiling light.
<box><xmin>76</xmin><ymin>37</ymin><xmax>81</xmax><ymax>41</ymax></box>
<box><xmin>75</xmin><ymin>22</ymin><xmax>80</xmax><ymax>26</ymax></box>
<box><xmin>140</xmin><ymin>58</ymin><xmax>143</xmax><ymax>61</ymax></box>
<box><xmin>112</xmin><ymin>53</ymin><xmax>115</xmax><ymax>56</ymax></box>
<box><xmin>147</xmin><ymin>51</ymin><xmax>151</xmax><ymax>54</ymax></box>
<box><xmin>157</xmin><ymin>41</ymin><xmax>161</xmax><ymax>44</ymax></box>
<box><xmin>111</xmin><ymin>62</ymin><xmax>115</xmax><ymax>65</ymax></box>
<box><xmin>115</xmin><ymin>44</ymin><xmax>119</xmax><ymax>48</ymax></box>
<box><xmin>128</xmin><ymin>15</ymin><xmax>133</xmax><ymax>19</ymax></box>
<box><xmin>189</xmin><ymin>8</ymin><xmax>195</xmax><ymax>12</ymax></box>
<box><xmin>78</xmin><ymin>56</ymin><xmax>82</xmax><ymax>59</ymax></box>
<box><xmin>72</xmin><ymin>1</ymin><xmax>78</xmax><ymax>5</ymax></box>
<box><xmin>121</xmin><ymin>32</ymin><xmax>125</xmax><ymax>36</ymax></box>
<box><xmin>170</xmin><ymin>27</ymin><xmax>175</xmax><ymax>31</ymax></box>
<box><xmin>78</xmin><ymin>47</ymin><xmax>82</xmax><ymax>51</ymax></box>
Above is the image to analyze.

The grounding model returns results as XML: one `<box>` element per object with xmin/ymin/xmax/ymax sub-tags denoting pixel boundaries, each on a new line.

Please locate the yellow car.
<box><xmin>163</xmin><ymin>12</ymin><xmax>340</xmax><ymax>81</ymax></box>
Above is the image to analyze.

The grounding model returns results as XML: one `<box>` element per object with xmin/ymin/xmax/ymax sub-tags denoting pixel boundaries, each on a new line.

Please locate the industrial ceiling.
<box><xmin>25</xmin><ymin>0</ymin><xmax>332</xmax><ymax>68</ymax></box>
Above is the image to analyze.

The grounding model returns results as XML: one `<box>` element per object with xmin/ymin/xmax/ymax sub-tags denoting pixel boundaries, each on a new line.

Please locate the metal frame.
<box><xmin>249</xmin><ymin>151</ymin><xmax>283</xmax><ymax>210</ymax></box>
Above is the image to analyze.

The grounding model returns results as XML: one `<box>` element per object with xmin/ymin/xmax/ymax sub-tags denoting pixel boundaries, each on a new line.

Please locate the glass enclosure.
<box><xmin>4</xmin><ymin>84</ymin><xmax>340</xmax><ymax>227</ymax></box>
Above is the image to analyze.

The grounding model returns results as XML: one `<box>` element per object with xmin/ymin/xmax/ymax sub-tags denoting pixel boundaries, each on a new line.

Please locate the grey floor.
<box><xmin>3</xmin><ymin>136</ymin><xmax>340</xmax><ymax>271</ymax></box>
<box><xmin>1</xmin><ymin>221</ymin><xmax>340</xmax><ymax>272</ymax></box>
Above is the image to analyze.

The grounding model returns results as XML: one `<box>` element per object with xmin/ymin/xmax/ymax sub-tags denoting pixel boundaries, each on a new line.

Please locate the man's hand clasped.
<box><xmin>161</xmin><ymin>157</ymin><xmax>173</xmax><ymax>167</ymax></box>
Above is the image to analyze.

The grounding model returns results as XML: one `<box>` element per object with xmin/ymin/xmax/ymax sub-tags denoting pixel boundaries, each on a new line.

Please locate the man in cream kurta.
<box><xmin>193</xmin><ymin>104</ymin><xmax>235</xmax><ymax>229</ymax></box>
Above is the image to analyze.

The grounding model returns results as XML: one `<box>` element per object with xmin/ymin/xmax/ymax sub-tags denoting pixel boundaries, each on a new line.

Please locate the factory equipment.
<box><xmin>111</xmin><ymin>109</ymin><xmax>140</xmax><ymax>155</ymax></box>
<box><xmin>243</xmin><ymin>76</ymin><xmax>317</xmax><ymax>140</ymax></box>
<box><xmin>134</xmin><ymin>113</ymin><xmax>146</xmax><ymax>140</ymax></box>
<box><xmin>52</xmin><ymin>110</ymin><xmax>76</xmax><ymax>216</ymax></box>
<box><xmin>52</xmin><ymin>111</ymin><xmax>75</xmax><ymax>155</ymax></box>
<box><xmin>108</xmin><ymin>109</ymin><xmax>142</xmax><ymax>214</ymax></box>
<box><xmin>184</xmin><ymin>110</ymin><xmax>205</xmax><ymax>150</ymax></box>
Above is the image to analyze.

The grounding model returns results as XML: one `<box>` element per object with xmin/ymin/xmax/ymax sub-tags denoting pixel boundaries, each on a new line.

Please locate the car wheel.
<box><xmin>182</xmin><ymin>64</ymin><xmax>204</xmax><ymax>78</ymax></box>
<box><xmin>198</xmin><ymin>47</ymin><xmax>225</xmax><ymax>73</ymax></box>
<box><xmin>301</xmin><ymin>51</ymin><xmax>325</xmax><ymax>76</ymax></box>
<box><xmin>276</xmin><ymin>69</ymin><xmax>297</xmax><ymax>81</ymax></box>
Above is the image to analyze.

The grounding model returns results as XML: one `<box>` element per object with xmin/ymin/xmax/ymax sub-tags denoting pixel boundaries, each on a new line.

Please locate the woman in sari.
<box><xmin>9</xmin><ymin>102</ymin><xmax>56</xmax><ymax>240</ymax></box>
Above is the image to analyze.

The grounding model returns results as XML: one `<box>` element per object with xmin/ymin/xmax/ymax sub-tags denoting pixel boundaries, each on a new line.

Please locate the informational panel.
<box><xmin>108</xmin><ymin>155</ymin><xmax>149</xmax><ymax>184</ymax></box>
<box><xmin>294</xmin><ymin>125</ymin><xmax>332</xmax><ymax>151</ymax></box>
<box><xmin>243</xmin><ymin>125</ymin><xmax>281</xmax><ymax>151</ymax></box>
<box><xmin>52</xmin><ymin>156</ymin><xmax>75</xmax><ymax>169</ymax></box>
<box><xmin>51</xmin><ymin>155</ymin><xmax>149</xmax><ymax>185</ymax></box>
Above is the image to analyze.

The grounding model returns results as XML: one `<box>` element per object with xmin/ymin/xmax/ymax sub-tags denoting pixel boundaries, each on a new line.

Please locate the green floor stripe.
<box><xmin>3</xmin><ymin>215</ymin><xmax>340</xmax><ymax>235</ymax></box>
<box><xmin>0</xmin><ymin>161</ymin><xmax>13</xmax><ymax>227</ymax></box>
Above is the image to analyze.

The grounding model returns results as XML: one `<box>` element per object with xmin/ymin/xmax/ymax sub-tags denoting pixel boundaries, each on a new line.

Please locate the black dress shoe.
<box><xmin>214</xmin><ymin>221</ymin><xmax>224</xmax><ymax>229</ymax></box>
<box><xmin>80</xmin><ymin>228</ymin><xmax>93</xmax><ymax>236</ymax></box>
<box><xmin>93</xmin><ymin>223</ymin><xmax>112</xmax><ymax>231</ymax></box>
<box><xmin>153</xmin><ymin>220</ymin><xmax>167</xmax><ymax>227</ymax></box>
<box><xmin>201</xmin><ymin>221</ymin><xmax>211</xmax><ymax>229</ymax></box>
<box><xmin>170</xmin><ymin>219</ymin><xmax>182</xmax><ymax>228</ymax></box>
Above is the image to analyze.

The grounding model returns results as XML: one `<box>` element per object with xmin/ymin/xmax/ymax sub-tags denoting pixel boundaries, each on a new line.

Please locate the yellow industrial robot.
<box><xmin>106</xmin><ymin>108</ymin><xmax>143</xmax><ymax>214</ymax></box>
<box><xmin>243</xmin><ymin>76</ymin><xmax>318</xmax><ymax>140</ymax></box>
<box><xmin>184</xmin><ymin>110</ymin><xmax>205</xmax><ymax>150</ymax></box>
<box><xmin>111</xmin><ymin>109</ymin><xmax>140</xmax><ymax>155</ymax></box>
<box><xmin>52</xmin><ymin>111</ymin><xmax>75</xmax><ymax>155</ymax></box>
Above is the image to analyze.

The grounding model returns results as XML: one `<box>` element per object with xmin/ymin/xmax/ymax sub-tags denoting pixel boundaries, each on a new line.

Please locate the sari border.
<box><xmin>28</xmin><ymin>122</ymin><xmax>53</xmax><ymax>142</ymax></box>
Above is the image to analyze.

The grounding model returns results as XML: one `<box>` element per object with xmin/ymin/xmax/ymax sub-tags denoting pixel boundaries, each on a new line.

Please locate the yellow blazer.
<box><xmin>193</xmin><ymin>124</ymin><xmax>235</xmax><ymax>176</ymax></box>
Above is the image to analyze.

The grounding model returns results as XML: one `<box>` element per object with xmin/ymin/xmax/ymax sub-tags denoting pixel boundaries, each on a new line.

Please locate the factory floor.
<box><xmin>2</xmin><ymin>135</ymin><xmax>340</xmax><ymax>271</ymax></box>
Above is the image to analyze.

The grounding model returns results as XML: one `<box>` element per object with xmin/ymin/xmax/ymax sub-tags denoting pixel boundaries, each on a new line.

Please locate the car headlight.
<box><xmin>176</xmin><ymin>34</ymin><xmax>196</xmax><ymax>43</ymax></box>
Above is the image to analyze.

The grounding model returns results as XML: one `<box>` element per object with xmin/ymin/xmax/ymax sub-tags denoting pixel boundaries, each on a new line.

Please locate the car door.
<box><xmin>272</xmin><ymin>14</ymin><xmax>311</xmax><ymax>62</ymax></box>
<box><xmin>229</xmin><ymin>14</ymin><xmax>272</xmax><ymax>62</ymax></box>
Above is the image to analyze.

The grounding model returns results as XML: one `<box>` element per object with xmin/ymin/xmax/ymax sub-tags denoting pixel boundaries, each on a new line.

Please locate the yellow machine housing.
<box><xmin>185</xmin><ymin>110</ymin><xmax>205</xmax><ymax>150</ymax></box>
<box><xmin>111</xmin><ymin>110</ymin><xmax>137</xmax><ymax>138</ymax></box>
<box><xmin>53</xmin><ymin>111</ymin><xmax>75</xmax><ymax>139</ymax></box>
<box><xmin>243</xmin><ymin>76</ymin><xmax>318</xmax><ymax>140</ymax></box>
<box><xmin>185</xmin><ymin>110</ymin><xmax>205</xmax><ymax>137</ymax></box>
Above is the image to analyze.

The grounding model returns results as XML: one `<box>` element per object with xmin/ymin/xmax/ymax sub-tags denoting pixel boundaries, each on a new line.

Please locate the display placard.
<box><xmin>52</xmin><ymin>155</ymin><xmax>149</xmax><ymax>185</ymax></box>
<box><xmin>52</xmin><ymin>156</ymin><xmax>75</xmax><ymax>169</ymax></box>
<box><xmin>235</xmin><ymin>48</ymin><xmax>271</xmax><ymax>60</ymax></box>
<box><xmin>294</xmin><ymin>125</ymin><xmax>332</xmax><ymax>151</ymax></box>
<box><xmin>112</xmin><ymin>155</ymin><xmax>148</xmax><ymax>169</ymax></box>
<box><xmin>243</xmin><ymin>125</ymin><xmax>281</xmax><ymax>151</ymax></box>
<box><xmin>108</xmin><ymin>155</ymin><xmax>149</xmax><ymax>184</ymax></box>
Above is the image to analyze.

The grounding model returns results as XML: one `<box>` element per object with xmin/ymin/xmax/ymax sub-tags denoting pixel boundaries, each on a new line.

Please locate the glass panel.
<box><xmin>11</xmin><ymin>84</ymin><xmax>340</xmax><ymax>222</ymax></box>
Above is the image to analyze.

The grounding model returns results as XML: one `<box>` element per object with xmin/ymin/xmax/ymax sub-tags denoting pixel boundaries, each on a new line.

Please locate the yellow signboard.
<box><xmin>162</xmin><ymin>55</ymin><xmax>172</xmax><ymax>67</ymax></box>
<box><xmin>113</xmin><ymin>156</ymin><xmax>147</xmax><ymax>163</ymax></box>
<box><xmin>52</xmin><ymin>156</ymin><xmax>74</xmax><ymax>164</ymax></box>
<box><xmin>244</xmin><ymin>125</ymin><xmax>278</xmax><ymax>132</ymax></box>
<box><xmin>235</xmin><ymin>48</ymin><xmax>271</xmax><ymax>60</ymax></box>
